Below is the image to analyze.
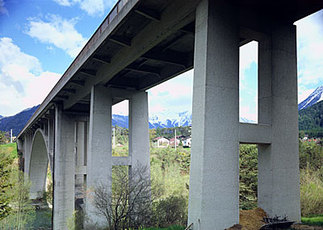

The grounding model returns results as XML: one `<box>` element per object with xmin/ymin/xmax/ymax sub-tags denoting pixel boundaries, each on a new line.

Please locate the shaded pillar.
<box><xmin>129</xmin><ymin>91</ymin><xmax>150</xmax><ymax>172</ymax></box>
<box><xmin>53</xmin><ymin>105</ymin><xmax>75</xmax><ymax>230</ymax></box>
<box><xmin>258</xmin><ymin>24</ymin><xmax>300</xmax><ymax>221</ymax></box>
<box><xmin>86</xmin><ymin>85</ymin><xmax>112</xmax><ymax>227</ymax></box>
<box><xmin>188</xmin><ymin>0</ymin><xmax>240</xmax><ymax>229</ymax></box>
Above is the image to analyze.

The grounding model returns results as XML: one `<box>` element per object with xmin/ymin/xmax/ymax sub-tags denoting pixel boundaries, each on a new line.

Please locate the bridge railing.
<box><xmin>64</xmin><ymin>0</ymin><xmax>129</xmax><ymax>80</ymax></box>
<box><xmin>18</xmin><ymin>0</ymin><xmax>131</xmax><ymax>138</ymax></box>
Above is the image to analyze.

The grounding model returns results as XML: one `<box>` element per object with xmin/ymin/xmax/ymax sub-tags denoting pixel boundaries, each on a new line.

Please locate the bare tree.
<box><xmin>92</xmin><ymin>164</ymin><xmax>152</xmax><ymax>230</ymax></box>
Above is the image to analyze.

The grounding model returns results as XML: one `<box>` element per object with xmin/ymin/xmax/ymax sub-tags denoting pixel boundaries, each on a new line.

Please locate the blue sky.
<box><xmin>0</xmin><ymin>1</ymin><xmax>322</xmax><ymax>123</ymax></box>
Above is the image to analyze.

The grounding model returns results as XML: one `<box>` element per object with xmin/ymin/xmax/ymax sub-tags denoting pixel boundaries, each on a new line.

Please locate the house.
<box><xmin>169</xmin><ymin>137</ymin><xmax>180</xmax><ymax>147</ymax></box>
<box><xmin>153</xmin><ymin>137</ymin><xmax>169</xmax><ymax>148</ymax></box>
<box><xmin>182</xmin><ymin>137</ymin><xmax>191</xmax><ymax>148</ymax></box>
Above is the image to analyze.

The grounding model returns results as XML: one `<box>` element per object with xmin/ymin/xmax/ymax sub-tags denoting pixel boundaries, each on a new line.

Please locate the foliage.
<box><xmin>0</xmin><ymin>131</ymin><xmax>9</xmax><ymax>144</ymax></box>
<box><xmin>143</xmin><ymin>226</ymin><xmax>185</xmax><ymax>230</ymax></box>
<box><xmin>299</xmin><ymin>141</ymin><xmax>323</xmax><ymax>174</ymax></box>
<box><xmin>0</xmin><ymin>144</ymin><xmax>16</xmax><ymax>220</ymax></box>
<box><xmin>301</xmin><ymin>215</ymin><xmax>323</xmax><ymax>226</ymax></box>
<box><xmin>0</xmin><ymin>170</ymin><xmax>35</xmax><ymax>229</ymax></box>
<box><xmin>154</xmin><ymin>127</ymin><xmax>191</xmax><ymax>140</ymax></box>
<box><xmin>152</xmin><ymin>195</ymin><xmax>187</xmax><ymax>228</ymax></box>
<box><xmin>113</xmin><ymin>125</ymin><xmax>129</xmax><ymax>146</ymax></box>
<box><xmin>67</xmin><ymin>210</ymin><xmax>86</xmax><ymax>230</ymax></box>
<box><xmin>300</xmin><ymin>167</ymin><xmax>323</xmax><ymax>217</ymax></box>
<box><xmin>239</xmin><ymin>144</ymin><xmax>258</xmax><ymax>210</ymax></box>
<box><xmin>92</xmin><ymin>164</ymin><xmax>152</xmax><ymax>230</ymax></box>
<box><xmin>299</xmin><ymin>100</ymin><xmax>323</xmax><ymax>138</ymax></box>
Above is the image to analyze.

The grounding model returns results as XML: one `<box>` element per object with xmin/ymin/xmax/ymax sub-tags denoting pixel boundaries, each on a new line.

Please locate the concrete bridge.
<box><xmin>17</xmin><ymin>0</ymin><xmax>322</xmax><ymax>229</ymax></box>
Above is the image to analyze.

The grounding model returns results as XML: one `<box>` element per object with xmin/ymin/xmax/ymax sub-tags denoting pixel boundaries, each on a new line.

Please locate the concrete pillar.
<box><xmin>188</xmin><ymin>0</ymin><xmax>240</xmax><ymax>229</ymax></box>
<box><xmin>24</xmin><ymin>131</ymin><xmax>34</xmax><ymax>178</ymax></box>
<box><xmin>48</xmin><ymin>118</ymin><xmax>55</xmax><ymax>174</ymax></box>
<box><xmin>86</xmin><ymin>85</ymin><xmax>112</xmax><ymax>227</ymax></box>
<box><xmin>75</xmin><ymin>120</ymin><xmax>87</xmax><ymax>200</ymax></box>
<box><xmin>129</xmin><ymin>91</ymin><xmax>150</xmax><ymax>172</ymax></box>
<box><xmin>257</xmin><ymin>24</ymin><xmax>300</xmax><ymax>221</ymax></box>
<box><xmin>53</xmin><ymin>105</ymin><xmax>75</xmax><ymax>230</ymax></box>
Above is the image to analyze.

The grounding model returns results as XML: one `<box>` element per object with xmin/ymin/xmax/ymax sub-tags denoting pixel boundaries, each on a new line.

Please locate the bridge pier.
<box><xmin>258</xmin><ymin>24</ymin><xmax>300</xmax><ymax>221</ymax></box>
<box><xmin>129</xmin><ymin>91</ymin><xmax>150</xmax><ymax>179</ymax></box>
<box><xmin>188</xmin><ymin>0</ymin><xmax>240</xmax><ymax>228</ymax></box>
<box><xmin>85</xmin><ymin>85</ymin><xmax>113</xmax><ymax>228</ymax></box>
<box><xmin>188</xmin><ymin>0</ymin><xmax>300</xmax><ymax>229</ymax></box>
<box><xmin>53</xmin><ymin>105</ymin><xmax>75</xmax><ymax>230</ymax></box>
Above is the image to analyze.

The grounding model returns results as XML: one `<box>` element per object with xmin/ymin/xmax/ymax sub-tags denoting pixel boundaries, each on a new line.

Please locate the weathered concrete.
<box><xmin>129</xmin><ymin>92</ymin><xmax>150</xmax><ymax>172</ymax></box>
<box><xmin>188</xmin><ymin>0</ymin><xmax>240</xmax><ymax>228</ymax></box>
<box><xmin>53</xmin><ymin>105</ymin><xmax>75</xmax><ymax>230</ymax></box>
<box><xmin>86</xmin><ymin>85</ymin><xmax>112</xmax><ymax>228</ymax></box>
<box><xmin>29</xmin><ymin>130</ymin><xmax>49</xmax><ymax>199</ymax></box>
<box><xmin>75</xmin><ymin>120</ymin><xmax>88</xmax><ymax>200</ymax></box>
<box><xmin>258</xmin><ymin>24</ymin><xmax>301</xmax><ymax>221</ymax></box>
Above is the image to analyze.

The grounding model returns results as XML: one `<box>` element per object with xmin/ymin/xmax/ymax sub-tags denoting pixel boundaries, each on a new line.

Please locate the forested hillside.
<box><xmin>299</xmin><ymin>100</ymin><xmax>323</xmax><ymax>137</ymax></box>
<box><xmin>0</xmin><ymin>106</ymin><xmax>39</xmax><ymax>136</ymax></box>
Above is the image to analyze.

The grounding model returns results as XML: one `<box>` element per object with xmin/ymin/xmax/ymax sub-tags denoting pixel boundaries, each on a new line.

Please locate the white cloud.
<box><xmin>53</xmin><ymin>0</ymin><xmax>118</xmax><ymax>17</ymax></box>
<box><xmin>295</xmin><ymin>10</ymin><xmax>323</xmax><ymax>89</ymax></box>
<box><xmin>148</xmin><ymin>70</ymin><xmax>193</xmax><ymax>118</ymax></box>
<box><xmin>0</xmin><ymin>37</ymin><xmax>61</xmax><ymax>116</ymax></box>
<box><xmin>0</xmin><ymin>0</ymin><xmax>8</xmax><ymax>15</ymax></box>
<box><xmin>53</xmin><ymin>0</ymin><xmax>72</xmax><ymax>6</ymax></box>
<box><xmin>26</xmin><ymin>15</ymin><xmax>87</xmax><ymax>58</ymax></box>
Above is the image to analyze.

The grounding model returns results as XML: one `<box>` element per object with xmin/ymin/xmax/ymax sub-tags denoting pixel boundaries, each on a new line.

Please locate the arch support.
<box><xmin>29</xmin><ymin>130</ymin><xmax>49</xmax><ymax>199</ymax></box>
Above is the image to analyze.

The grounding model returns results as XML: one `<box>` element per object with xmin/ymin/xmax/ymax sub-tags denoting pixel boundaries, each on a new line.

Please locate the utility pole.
<box><xmin>10</xmin><ymin>129</ymin><xmax>12</xmax><ymax>143</ymax></box>
<box><xmin>174</xmin><ymin>129</ymin><xmax>177</xmax><ymax>151</ymax></box>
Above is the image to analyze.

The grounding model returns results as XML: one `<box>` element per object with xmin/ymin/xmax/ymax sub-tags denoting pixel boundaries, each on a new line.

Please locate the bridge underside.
<box><xmin>17</xmin><ymin>0</ymin><xmax>322</xmax><ymax>229</ymax></box>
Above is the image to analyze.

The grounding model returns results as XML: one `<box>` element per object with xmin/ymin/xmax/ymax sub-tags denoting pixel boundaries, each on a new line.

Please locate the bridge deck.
<box><xmin>18</xmin><ymin>0</ymin><xmax>322</xmax><ymax>137</ymax></box>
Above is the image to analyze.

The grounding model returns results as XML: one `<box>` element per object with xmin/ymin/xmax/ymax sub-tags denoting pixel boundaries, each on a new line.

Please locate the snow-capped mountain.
<box><xmin>298</xmin><ymin>85</ymin><xmax>323</xmax><ymax>110</ymax></box>
<box><xmin>149</xmin><ymin>111</ymin><xmax>192</xmax><ymax>129</ymax></box>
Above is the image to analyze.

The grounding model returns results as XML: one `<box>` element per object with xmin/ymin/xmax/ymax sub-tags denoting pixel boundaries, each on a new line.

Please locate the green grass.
<box><xmin>0</xmin><ymin>142</ymin><xmax>17</xmax><ymax>159</ymax></box>
<box><xmin>301</xmin><ymin>215</ymin><xmax>323</xmax><ymax>226</ymax></box>
<box><xmin>143</xmin><ymin>226</ymin><xmax>185</xmax><ymax>230</ymax></box>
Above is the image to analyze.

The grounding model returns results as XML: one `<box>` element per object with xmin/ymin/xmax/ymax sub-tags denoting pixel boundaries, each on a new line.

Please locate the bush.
<box><xmin>300</xmin><ymin>167</ymin><xmax>323</xmax><ymax>217</ymax></box>
<box><xmin>299</xmin><ymin>141</ymin><xmax>323</xmax><ymax>173</ymax></box>
<box><xmin>152</xmin><ymin>195</ymin><xmax>187</xmax><ymax>228</ymax></box>
<box><xmin>239</xmin><ymin>144</ymin><xmax>258</xmax><ymax>210</ymax></box>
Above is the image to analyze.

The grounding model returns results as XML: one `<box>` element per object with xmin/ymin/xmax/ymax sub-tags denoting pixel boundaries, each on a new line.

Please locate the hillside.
<box><xmin>299</xmin><ymin>100</ymin><xmax>323</xmax><ymax>137</ymax></box>
<box><xmin>0</xmin><ymin>106</ymin><xmax>39</xmax><ymax>136</ymax></box>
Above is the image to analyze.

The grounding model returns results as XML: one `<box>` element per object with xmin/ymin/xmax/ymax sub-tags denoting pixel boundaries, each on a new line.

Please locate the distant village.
<box><xmin>153</xmin><ymin>135</ymin><xmax>191</xmax><ymax>148</ymax></box>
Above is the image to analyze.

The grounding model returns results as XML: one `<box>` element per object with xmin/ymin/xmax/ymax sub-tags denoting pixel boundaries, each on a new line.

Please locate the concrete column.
<box><xmin>53</xmin><ymin>105</ymin><xmax>75</xmax><ymax>230</ymax></box>
<box><xmin>129</xmin><ymin>91</ymin><xmax>150</xmax><ymax>171</ymax></box>
<box><xmin>258</xmin><ymin>24</ymin><xmax>300</xmax><ymax>221</ymax></box>
<box><xmin>188</xmin><ymin>0</ymin><xmax>240</xmax><ymax>229</ymax></box>
<box><xmin>48</xmin><ymin>118</ymin><xmax>55</xmax><ymax>174</ymax></box>
<box><xmin>86</xmin><ymin>85</ymin><xmax>112</xmax><ymax>227</ymax></box>
<box><xmin>75</xmin><ymin>120</ymin><xmax>87</xmax><ymax>200</ymax></box>
<box><xmin>257</xmin><ymin>33</ymin><xmax>274</xmax><ymax>215</ymax></box>
<box><xmin>24</xmin><ymin>132</ymin><xmax>33</xmax><ymax>177</ymax></box>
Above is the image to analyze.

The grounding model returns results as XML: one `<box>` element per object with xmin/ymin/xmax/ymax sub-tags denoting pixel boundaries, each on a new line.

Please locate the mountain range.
<box><xmin>1</xmin><ymin>85</ymin><xmax>322</xmax><ymax>136</ymax></box>
<box><xmin>298</xmin><ymin>85</ymin><xmax>323</xmax><ymax>111</ymax></box>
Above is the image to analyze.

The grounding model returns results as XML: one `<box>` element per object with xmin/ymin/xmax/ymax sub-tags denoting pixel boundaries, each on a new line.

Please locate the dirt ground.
<box><xmin>225</xmin><ymin>208</ymin><xmax>323</xmax><ymax>230</ymax></box>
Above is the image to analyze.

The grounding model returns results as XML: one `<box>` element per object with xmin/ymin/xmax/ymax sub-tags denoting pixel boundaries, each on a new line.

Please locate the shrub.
<box><xmin>152</xmin><ymin>195</ymin><xmax>187</xmax><ymax>228</ymax></box>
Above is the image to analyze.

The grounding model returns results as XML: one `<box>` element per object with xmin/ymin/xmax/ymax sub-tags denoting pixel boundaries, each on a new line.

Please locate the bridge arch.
<box><xmin>29</xmin><ymin>128</ymin><xmax>51</xmax><ymax>199</ymax></box>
